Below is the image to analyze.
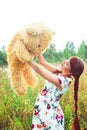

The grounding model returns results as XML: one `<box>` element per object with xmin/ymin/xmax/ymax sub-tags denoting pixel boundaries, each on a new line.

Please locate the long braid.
<box><xmin>72</xmin><ymin>77</ymin><xmax>80</xmax><ymax>130</ymax></box>
<box><xmin>69</xmin><ymin>56</ymin><xmax>84</xmax><ymax>130</ymax></box>
<box><xmin>74</xmin><ymin>77</ymin><xmax>79</xmax><ymax>116</ymax></box>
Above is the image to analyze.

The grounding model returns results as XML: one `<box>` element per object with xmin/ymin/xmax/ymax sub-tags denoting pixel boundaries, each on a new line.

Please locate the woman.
<box><xmin>29</xmin><ymin>55</ymin><xmax>84</xmax><ymax>130</ymax></box>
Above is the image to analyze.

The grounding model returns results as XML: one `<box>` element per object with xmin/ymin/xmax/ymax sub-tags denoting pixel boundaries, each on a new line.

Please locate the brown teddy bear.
<box><xmin>7</xmin><ymin>22</ymin><xmax>55</xmax><ymax>96</ymax></box>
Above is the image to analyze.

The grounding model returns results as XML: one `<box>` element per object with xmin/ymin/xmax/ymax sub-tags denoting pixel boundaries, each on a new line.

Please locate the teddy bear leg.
<box><xmin>9</xmin><ymin>61</ymin><xmax>27</xmax><ymax>96</ymax></box>
<box><xmin>22</xmin><ymin>63</ymin><xmax>38</xmax><ymax>87</ymax></box>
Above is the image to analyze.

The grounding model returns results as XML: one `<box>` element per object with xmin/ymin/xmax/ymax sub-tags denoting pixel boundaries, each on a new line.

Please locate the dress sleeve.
<box><xmin>54</xmin><ymin>69</ymin><xmax>62</xmax><ymax>74</ymax></box>
<box><xmin>58</xmin><ymin>76</ymin><xmax>72</xmax><ymax>94</ymax></box>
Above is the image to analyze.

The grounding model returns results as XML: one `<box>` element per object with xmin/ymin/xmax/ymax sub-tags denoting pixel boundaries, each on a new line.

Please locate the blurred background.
<box><xmin>0</xmin><ymin>0</ymin><xmax>87</xmax><ymax>129</ymax></box>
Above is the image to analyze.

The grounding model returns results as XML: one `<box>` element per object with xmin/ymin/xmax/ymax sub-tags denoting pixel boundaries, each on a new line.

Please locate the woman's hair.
<box><xmin>70</xmin><ymin>56</ymin><xmax>84</xmax><ymax>130</ymax></box>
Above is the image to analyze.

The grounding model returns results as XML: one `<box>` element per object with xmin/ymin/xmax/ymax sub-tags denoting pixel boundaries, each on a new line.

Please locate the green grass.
<box><xmin>0</xmin><ymin>66</ymin><xmax>87</xmax><ymax>130</ymax></box>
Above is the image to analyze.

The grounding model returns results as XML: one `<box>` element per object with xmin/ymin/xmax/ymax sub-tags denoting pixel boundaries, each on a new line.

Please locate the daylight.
<box><xmin>0</xmin><ymin>0</ymin><xmax>87</xmax><ymax>130</ymax></box>
<box><xmin>0</xmin><ymin>0</ymin><xmax>87</xmax><ymax>51</ymax></box>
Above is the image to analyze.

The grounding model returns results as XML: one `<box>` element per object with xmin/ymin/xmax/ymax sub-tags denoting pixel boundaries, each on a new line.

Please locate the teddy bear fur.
<box><xmin>7</xmin><ymin>22</ymin><xmax>55</xmax><ymax>96</ymax></box>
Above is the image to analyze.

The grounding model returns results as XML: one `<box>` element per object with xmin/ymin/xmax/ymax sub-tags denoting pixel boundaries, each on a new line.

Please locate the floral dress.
<box><xmin>31</xmin><ymin>74</ymin><xmax>72</xmax><ymax>130</ymax></box>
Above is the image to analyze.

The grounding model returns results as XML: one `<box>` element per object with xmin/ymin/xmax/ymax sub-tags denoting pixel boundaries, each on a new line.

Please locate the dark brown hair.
<box><xmin>70</xmin><ymin>56</ymin><xmax>84</xmax><ymax>130</ymax></box>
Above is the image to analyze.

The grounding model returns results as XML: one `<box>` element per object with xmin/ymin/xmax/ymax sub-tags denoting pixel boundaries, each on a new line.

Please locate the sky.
<box><xmin>0</xmin><ymin>0</ymin><xmax>87</xmax><ymax>51</ymax></box>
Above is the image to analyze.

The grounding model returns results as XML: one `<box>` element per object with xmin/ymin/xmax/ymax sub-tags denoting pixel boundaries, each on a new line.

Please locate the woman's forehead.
<box><xmin>65</xmin><ymin>59</ymin><xmax>70</xmax><ymax>62</ymax></box>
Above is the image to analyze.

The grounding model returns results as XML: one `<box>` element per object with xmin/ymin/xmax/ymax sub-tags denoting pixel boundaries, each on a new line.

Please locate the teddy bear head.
<box><xmin>19</xmin><ymin>22</ymin><xmax>55</xmax><ymax>57</ymax></box>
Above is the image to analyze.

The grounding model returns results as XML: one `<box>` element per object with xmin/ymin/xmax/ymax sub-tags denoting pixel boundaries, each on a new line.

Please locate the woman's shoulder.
<box><xmin>56</xmin><ymin>74</ymin><xmax>72</xmax><ymax>94</ymax></box>
<box><xmin>57</xmin><ymin>74</ymin><xmax>72</xmax><ymax>85</ymax></box>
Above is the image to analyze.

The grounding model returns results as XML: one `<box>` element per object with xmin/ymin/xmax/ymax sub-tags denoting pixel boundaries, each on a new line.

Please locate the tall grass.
<box><xmin>0</xmin><ymin>65</ymin><xmax>87</xmax><ymax>130</ymax></box>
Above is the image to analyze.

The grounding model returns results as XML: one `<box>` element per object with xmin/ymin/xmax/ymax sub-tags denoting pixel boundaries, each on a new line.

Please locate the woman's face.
<box><xmin>61</xmin><ymin>60</ymin><xmax>71</xmax><ymax>72</ymax></box>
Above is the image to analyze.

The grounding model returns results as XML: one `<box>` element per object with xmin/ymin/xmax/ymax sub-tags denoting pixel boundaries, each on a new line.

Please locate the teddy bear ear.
<box><xmin>26</xmin><ymin>26</ymin><xmax>42</xmax><ymax>36</ymax></box>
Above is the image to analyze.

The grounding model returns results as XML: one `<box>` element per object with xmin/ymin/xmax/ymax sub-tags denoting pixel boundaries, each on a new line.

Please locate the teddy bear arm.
<box><xmin>15</xmin><ymin>39</ymin><xmax>30</xmax><ymax>62</ymax></box>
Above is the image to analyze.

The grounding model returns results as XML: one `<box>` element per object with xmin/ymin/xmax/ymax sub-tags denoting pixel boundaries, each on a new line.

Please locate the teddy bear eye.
<box><xmin>38</xmin><ymin>44</ymin><xmax>41</xmax><ymax>47</ymax></box>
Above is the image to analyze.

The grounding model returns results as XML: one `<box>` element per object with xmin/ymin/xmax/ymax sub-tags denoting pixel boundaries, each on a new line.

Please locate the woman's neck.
<box><xmin>61</xmin><ymin>71</ymin><xmax>71</xmax><ymax>77</ymax></box>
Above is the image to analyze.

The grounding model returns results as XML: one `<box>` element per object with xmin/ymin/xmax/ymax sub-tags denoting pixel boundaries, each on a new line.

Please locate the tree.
<box><xmin>62</xmin><ymin>42</ymin><xmax>76</xmax><ymax>59</ymax></box>
<box><xmin>1</xmin><ymin>45</ymin><xmax>6</xmax><ymax>53</ymax></box>
<box><xmin>0</xmin><ymin>45</ymin><xmax>7</xmax><ymax>66</ymax></box>
<box><xmin>77</xmin><ymin>41</ymin><xmax>87</xmax><ymax>61</ymax></box>
<box><xmin>44</xmin><ymin>43</ymin><xmax>58</xmax><ymax>63</ymax></box>
<box><xmin>43</xmin><ymin>43</ymin><xmax>66</xmax><ymax>63</ymax></box>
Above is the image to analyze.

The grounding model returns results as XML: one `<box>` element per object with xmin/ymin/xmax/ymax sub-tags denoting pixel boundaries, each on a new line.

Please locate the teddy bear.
<box><xmin>7</xmin><ymin>22</ymin><xmax>55</xmax><ymax>96</ymax></box>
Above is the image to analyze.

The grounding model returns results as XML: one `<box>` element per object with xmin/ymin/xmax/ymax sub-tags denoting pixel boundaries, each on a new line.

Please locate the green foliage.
<box><xmin>0</xmin><ymin>41</ymin><xmax>87</xmax><ymax>130</ymax></box>
<box><xmin>64</xmin><ymin>105</ymin><xmax>72</xmax><ymax>130</ymax></box>
<box><xmin>0</xmin><ymin>66</ymin><xmax>87</xmax><ymax>130</ymax></box>
<box><xmin>0</xmin><ymin>41</ymin><xmax>87</xmax><ymax>66</ymax></box>
<box><xmin>43</xmin><ymin>41</ymin><xmax>86</xmax><ymax>63</ymax></box>
<box><xmin>77</xmin><ymin>41</ymin><xmax>87</xmax><ymax>61</ymax></box>
<box><xmin>0</xmin><ymin>45</ymin><xmax>7</xmax><ymax>66</ymax></box>
<box><xmin>0</xmin><ymin>69</ymin><xmax>45</xmax><ymax>130</ymax></box>
<box><xmin>0</xmin><ymin>69</ymin><xmax>34</xmax><ymax>130</ymax></box>
<box><xmin>43</xmin><ymin>43</ymin><xmax>60</xmax><ymax>63</ymax></box>
<box><xmin>62</xmin><ymin>42</ymin><xmax>76</xmax><ymax>59</ymax></box>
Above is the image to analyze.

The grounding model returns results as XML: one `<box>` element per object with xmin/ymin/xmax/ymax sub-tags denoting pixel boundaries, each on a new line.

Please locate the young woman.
<box><xmin>29</xmin><ymin>55</ymin><xmax>84</xmax><ymax>130</ymax></box>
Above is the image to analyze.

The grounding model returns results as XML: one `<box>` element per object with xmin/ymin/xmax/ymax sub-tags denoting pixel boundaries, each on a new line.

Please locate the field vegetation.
<box><xmin>0</xmin><ymin>64</ymin><xmax>87</xmax><ymax>130</ymax></box>
<box><xmin>0</xmin><ymin>41</ymin><xmax>87</xmax><ymax>129</ymax></box>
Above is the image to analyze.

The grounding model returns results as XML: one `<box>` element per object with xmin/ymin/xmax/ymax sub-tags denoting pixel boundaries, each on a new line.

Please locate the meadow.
<box><xmin>0</xmin><ymin>65</ymin><xmax>87</xmax><ymax>130</ymax></box>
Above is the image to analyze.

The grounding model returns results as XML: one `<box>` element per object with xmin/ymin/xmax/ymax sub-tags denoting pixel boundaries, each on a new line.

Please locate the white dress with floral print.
<box><xmin>32</xmin><ymin>74</ymin><xmax>72</xmax><ymax>130</ymax></box>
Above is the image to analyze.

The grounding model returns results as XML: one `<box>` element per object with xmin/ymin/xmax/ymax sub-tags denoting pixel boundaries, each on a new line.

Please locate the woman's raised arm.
<box><xmin>29</xmin><ymin>59</ymin><xmax>62</xmax><ymax>91</ymax></box>
<box><xmin>37</xmin><ymin>55</ymin><xmax>61</xmax><ymax>73</ymax></box>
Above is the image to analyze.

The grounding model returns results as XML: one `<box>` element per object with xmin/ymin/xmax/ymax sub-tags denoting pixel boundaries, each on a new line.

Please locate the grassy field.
<box><xmin>0</xmin><ymin>65</ymin><xmax>87</xmax><ymax>130</ymax></box>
